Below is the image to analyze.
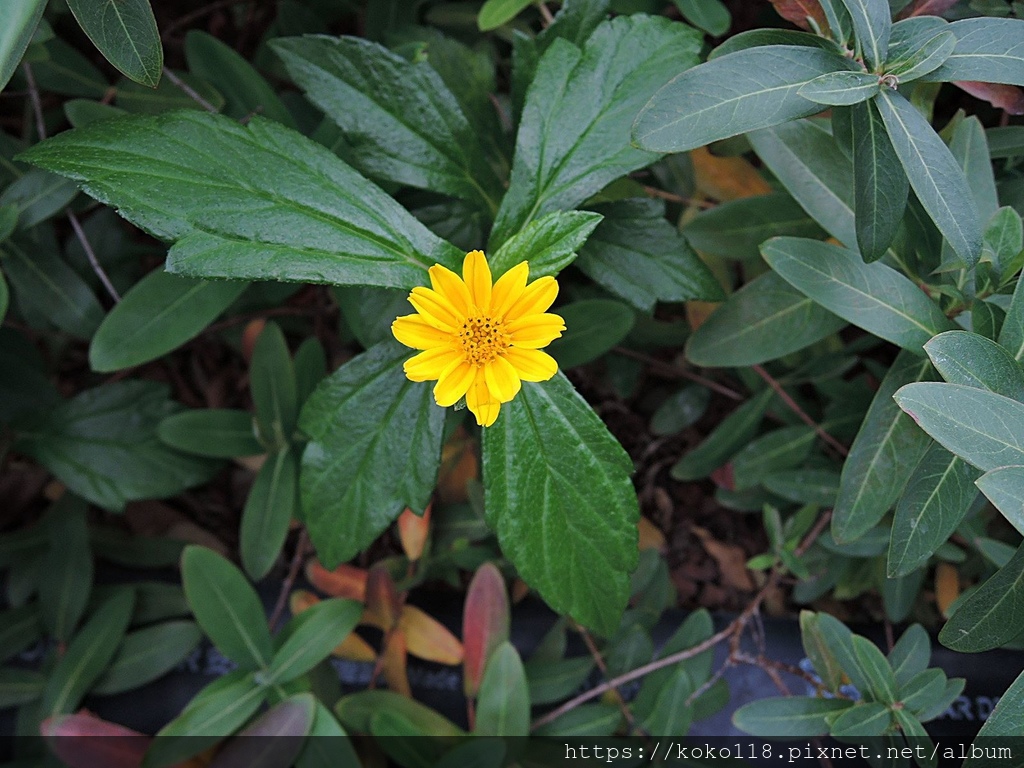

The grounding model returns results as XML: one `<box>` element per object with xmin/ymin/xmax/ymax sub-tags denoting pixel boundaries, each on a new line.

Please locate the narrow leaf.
<box><xmin>66</xmin><ymin>0</ymin><xmax>163</xmax><ymax>87</ymax></box>
<box><xmin>474</xmin><ymin>642</ymin><xmax>530</xmax><ymax>737</ymax></box>
<box><xmin>269</xmin><ymin>599</ymin><xmax>362</xmax><ymax>684</ymax></box>
<box><xmin>92</xmin><ymin>620</ymin><xmax>203</xmax><ymax>696</ymax></box>
<box><xmin>976</xmin><ymin>466</ymin><xmax>1024</xmax><ymax>535</ymax></box>
<box><xmin>0</xmin><ymin>0</ymin><xmax>46</xmax><ymax>92</ymax></box>
<box><xmin>924</xmin><ymin>330</ymin><xmax>1024</xmax><ymax>401</ymax></box>
<box><xmin>157</xmin><ymin>409</ymin><xmax>263</xmax><ymax>459</ymax></box>
<box><xmin>240</xmin><ymin>448</ymin><xmax>298</xmax><ymax>581</ymax></box>
<box><xmin>838</xmin><ymin>0</ymin><xmax>891</xmax><ymax>69</ymax></box>
<box><xmin>733</xmin><ymin>697</ymin><xmax>851</xmax><ymax>737</ymax></box>
<box><xmin>939</xmin><ymin>541</ymin><xmax>1024</xmax><ymax>652</ymax></box>
<box><xmin>926</xmin><ymin>18</ymin><xmax>1024</xmax><ymax>86</ymax></box>
<box><xmin>852</xmin><ymin>99</ymin><xmax>908</xmax><ymax>262</ymax></box>
<box><xmin>463</xmin><ymin>563</ymin><xmax>510</xmax><ymax>698</ymax></box>
<box><xmin>799</xmin><ymin>70</ymin><xmax>880</xmax><ymax>105</ymax></box>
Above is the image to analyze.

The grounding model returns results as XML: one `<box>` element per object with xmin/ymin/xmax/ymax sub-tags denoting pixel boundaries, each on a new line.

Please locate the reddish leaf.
<box><xmin>41</xmin><ymin>713</ymin><xmax>149</xmax><ymax>768</ymax></box>
<box><xmin>397</xmin><ymin>503</ymin><xmax>431</xmax><ymax>562</ymax></box>
<box><xmin>289</xmin><ymin>589</ymin><xmax>320</xmax><ymax>615</ymax></box>
<box><xmin>462</xmin><ymin>563</ymin><xmax>510</xmax><ymax>698</ymax></box>
<box><xmin>209</xmin><ymin>694</ymin><xmax>315</xmax><ymax>768</ymax></box>
<box><xmin>692</xmin><ymin>147</ymin><xmax>772</xmax><ymax>202</ymax></box>
<box><xmin>333</xmin><ymin>629</ymin><xmax>377</xmax><ymax>662</ymax></box>
<box><xmin>363</xmin><ymin>565</ymin><xmax>401</xmax><ymax>631</ymax></box>
<box><xmin>710</xmin><ymin>463</ymin><xmax>735</xmax><ymax>491</ymax></box>
<box><xmin>768</xmin><ymin>0</ymin><xmax>829</xmax><ymax>31</ymax></box>
<box><xmin>956</xmin><ymin>81</ymin><xmax>1024</xmax><ymax>115</ymax></box>
<box><xmin>305</xmin><ymin>559</ymin><xmax>368</xmax><ymax>601</ymax></box>
<box><xmin>400</xmin><ymin>605</ymin><xmax>463</xmax><ymax>665</ymax></box>
<box><xmin>381</xmin><ymin>627</ymin><xmax>412</xmax><ymax>697</ymax></box>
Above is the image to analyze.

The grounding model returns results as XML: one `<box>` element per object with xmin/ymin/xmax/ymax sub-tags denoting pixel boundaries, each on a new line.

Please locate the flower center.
<box><xmin>456</xmin><ymin>312</ymin><xmax>511</xmax><ymax>366</ymax></box>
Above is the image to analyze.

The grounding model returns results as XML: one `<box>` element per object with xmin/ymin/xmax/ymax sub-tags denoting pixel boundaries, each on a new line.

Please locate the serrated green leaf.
<box><xmin>799</xmin><ymin>70</ymin><xmax>880</xmax><ymax>105</ymax></box>
<box><xmin>269</xmin><ymin>598</ymin><xmax>362</xmax><ymax>684</ymax></box>
<box><xmin>181</xmin><ymin>545</ymin><xmax>273</xmax><ymax>670</ymax></box>
<box><xmin>733</xmin><ymin>696</ymin><xmax>851</xmax><ymax>737</ymax></box>
<box><xmin>976</xmin><ymin>465</ymin><xmax>1024</xmax><ymax>536</ymax></box>
<box><xmin>838</xmin><ymin>0</ymin><xmax>890</xmax><ymax>70</ymax></box>
<box><xmin>66</xmin><ymin>0</ymin><xmax>162</xmax><ymax>87</ymax></box>
<box><xmin>475</xmin><ymin>642</ymin><xmax>529</xmax><ymax>737</ymax></box>
<box><xmin>490</xmin><ymin>210</ymin><xmax>602</xmax><ymax>279</ymax></box>
<box><xmin>92</xmin><ymin>620</ymin><xmax>202</xmax><ymax>696</ymax></box>
<box><xmin>482</xmin><ymin>372</ymin><xmax>638</xmax><ymax>635</ymax></box>
<box><xmin>940</xmin><ymin>542</ymin><xmax>1024</xmax><ymax>651</ymax></box>
<box><xmin>492</xmin><ymin>15</ymin><xmax>701</xmax><ymax>247</ymax></box>
<box><xmin>852</xmin><ymin>98</ymin><xmax>908</xmax><ymax>262</ymax></box>
<box><xmin>20</xmin><ymin>111</ymin><xmax>462</xmax><ymax>289</ymax></box>
<box><xmin>157</xmin><ymin>409</ymin><xmax>263</xmax><ymax>458</ymax></box>
<box><xmin>547</xmin><ymin>299</ymin><xmax>635</xmax><ymax>369</ymax></box>
<box><xmin>634</xmin><ymin>46</ymin><xmax>855</xmax><ymax>153</ymax></box>
<box><xmin>300</xmin><ymin>341</ymin><xmax>445</xmax><ymax>567</ymax></box>
<box><xmin>89</xmin><ymin>270</ymin><xmax>248</xmax><ymax>372</ymax></box>
<box><xmin>925</xmin><ymin>330</ymin><xmax>1024</xmax><ymax>400</ymax></box>
<box><xmin>926</xmin><ymin>17</ymin><xmax>1024</xmax><ymax>85</ymax></box>
<box><xmin>240</xmin><ymin>448</ymin><xmax>298</xmax><ymax>581</ymax></box>
<box><xmin>686</xmin><ymin>271</ymin><xmax>846</xmax><ymax>367</ymax></box>
<box><xmin>0</xmin><ymin>0</ymin><xmax>46</xmax><ymax>93</ymax></box>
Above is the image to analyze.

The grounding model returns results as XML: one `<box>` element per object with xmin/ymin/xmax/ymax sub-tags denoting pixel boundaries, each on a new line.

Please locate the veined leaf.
<box><xmin>489</xmin><ymin>210</ymin><xmax>602</xmax><ymax>279</ymax></box>
<box><xmin>92</xmin><ymin>620</ymin><xmax>202</xmax><ymax>696</ymax></box>
<box><xmin>798</xmin><ymin>70</ymin><xmax>880</xmax><ymax>106</ymax></box>
<box><xmin>0</xmin><ymin>0</ymin><xmax>46</xmax><ymax>93</ymax></box>
<box><xmin>887</xmin><ymin>30</ymin><xmax>956</xmax><ymax>81</ymax></box>
<box><xmin>482</xmin><ymin>372</ymin><xmax>639</xmax><ymax>636</ymax></box>
<box><xmin>240</xmin><ymin>448</ymin><xmax>298</xmax><ymax>581</ymax></box>
<box><xmin>733</xmin><ymin>697</ymin><xmax>851</xmax><ymax>737</ymax></box>
<box><xmin>852</xmin><ymin>99</ymin><xmax>908</xmax><ymax>262</ymax></box>
<box><xmin>967</xmin><ymin>669</ymin><xmax>1024</xmax><ymax>744</ymax></box>
<box><xmin>939</xmin><ymin>541</ymin><xmax>1024</xmax><ymax>652</ymax></box>
<box><xmin>976</xmin><ymin>466</ymin><xmax>1024</xmax><ymax>536</ymax></box>
<box><xmin>999</xmin><ymin>273</ymin><xmax>1024</xmax><ymax>361</ymax></box>
<box><xmin>709</xmin><ymin>29</ymin><xmax>843</xmax><ymax>59</ymax></box>
<box><xmin>926</xmin><ymin>18</ymin><xmax>1024</xmax><ymax>86</ymax></box>
<box><xmin>66</xmin><ymin>0</ymin><xmax>162</xmax><ymax>87</ymax></box>
<box><xmin>20</xmin><ymin>111</ymin><xmax>462</xmax><ymax>289</ymax></box>
<box><xmin>886</xmin><ymin>16</ymin><xmax>948</xmax><ymax>69</ymax></box>
<box><xmin>157</xmin><ymin>409</ymin><xmax>263</xmax><ymax>459</ymax></box>
<box><xmin>924</xmin><ymin>331</ymin><xmax>1024</xmax><ymax>401</ymax></box>
<box><xmin>269</xmin><ymin>598</ymin><xmax>362</xmax><ymax>684</ymax></box>
<box><xmin>491</xmin><ymin>15</ymin><xmax>701</xmax><ymax>248</ymax></box>
<box><xmin>634</xmin><ymin>46</ymin><xmax>855</xmax><ymax>154</ymax></box>
<box><xmin>837</xmin><ymin>0</ymin><xmax>891</xmax><ymax>70</ymax></box>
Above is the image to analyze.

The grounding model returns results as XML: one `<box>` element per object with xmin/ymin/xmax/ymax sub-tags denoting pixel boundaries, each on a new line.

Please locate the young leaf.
<box><xmin>240</xmin><ymin>447</ymin><xmax>298</xmax><ymax>581</ymax></box>
<box><xmin>546</xmin><ymin>299</ymin><xmax>635</xmax><ymax>369</ymax></box>
<box><xmin>733</xmin><ymin>697</ymin><xmax>851</xmax><ymax>737</ymax></box>
<box><xmin>66</xmin><ymin>0</ymin><xmax>163</xmax><ymax>87</ymax></box>
<box><xmin>299</xmin><ymin>341</ymin><xmax>445</xmax><ymax>568</ymax></box>
<box><xmin>20</xmin><ymin>112</ymin><xmax>462</xmax><ymax>289</ymax></box>
<box><xmin>975</xmin><ymin>465</ymin><xmax>1024</xmax><ymax>535</ymax></box>
<box><xmin>924</xmin><ymin>331</ymin><xmax>1024</xmax><ymax>401</ymax></box>
<box><xmin>475</xmin><ymin>642</ymin><xmax>530</xmax><ymax>737</ymax></box>
<box><xmin>491</xmin><ymin>15</ymin><xmax>701</xmax><ymax>247</ymax></box>
<box><xmin>92</xmin><ymin>620</ymin><xmax>203</xmax><ymax>696</ymax></box>
<box><xmin>181</xmin><ymin>545</ymin><xmax>274</xmax><ymax>670</ymax></box>
<box><xmin>852</xmin><ymin>99</ymin><xmax>908</xmax><ymax>262</ymax></box>
<box><xmin>482</xmin><ymin>372</ymin><xmax>639</xmax><ymax>636</ymax></box>
<box><xmin>157</xmin><ymin>409</ymin><xmax>263</xmax><ymax>459</ymax></box>
<box><xmin>89</xmin><ymin>270</ymin><xmax>248</xmax><ymax>373</ymax></box>
<box><xmin>489</xmin><ymin>210</ymin><xmax>602</xmax><ymax>279</ymax></box>
<box><xmin>939</xmin><ymin>541</ymin><xmax>1024</xmax><ymax>652</ymax></box>
<box><xmin>0</xmin><ymin>0</ymin><xmax>46</xmax><ymax>92</ymax></box>
<box><xmin>798</xmin><ymin>70</ymin><xmax>880</xmax><ymax>105</ymax></box>
<box><xmin>463</xmin><ymin>563</ymin><xmax>510</xmax><ymax>698</ymax></box>
<box><xmin>875</xmin><ymin>89</ymin><xmax>982</xmax><ymax>268</ymax></box>
<box><xmin>837</xmin><ymin>0</ymin><xmax>891</xmax><ymax>70</ymax></box>
<box><xmin>634</xmin><ymin>46</ymin><xmax>855</xmax><ymax>154</ymax></box>
<box><xmin>925</xmin><ymin>18</ymin><xmax>1024</xmax><ymax>85</ymax></box>
<box><xmin>268</xmin><ymin>598</ymin><xmax>362</xmax><ymax>684</ymax></box>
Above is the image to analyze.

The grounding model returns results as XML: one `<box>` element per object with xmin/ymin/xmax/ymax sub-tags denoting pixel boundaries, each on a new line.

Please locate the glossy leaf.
<box><xmin>241</xmin><ymin>448</ymin><xmax>298</xmax><ymax>580</ymax></box>
<box><xmin>852</xmin><ymin>99</ymin><xmax>908</xmax><ymax>262</ymax></box>
<box><xmin>926</xmin><ymin>18</ymin><xmax>1024</xmax><ymax>85</ymax></box>
<box><xmin>475</xmin><ymin>642</ymin><xmax>529</xmax><ymax>736</ymax></box>
<box><xmin>925</xmin><ymin>331</ymin><xmax>1024</xmax><ymax>401</ymax></box>
<box><xmin>92</xmin><ymin>620</ymin><xmax>203</xmax><ymax>696</ymax></box>
<box><xmin>158</xmin><ymin>409</ymin><xmax>263</xmax><ymax>458</ymax></box>
<box><xmin>733</xmin><ymin>696</ymin><xmax>851</xmax><ymax>736</ymax></box>
<box><xmin>0</xmin><ymin>0</ymin><xmax>46</xmax><ymax>92</ymax></box>
<box><xmin>269</xmin><ymin>598</ymin><xmax>362</xmax><ymax>684</ymax></box>
<box><xmin>489</xmin><ymin>210</ymin><xmax>602</xmax><ymax>279</ymax></box>
<box><xmin>547</xmin><ymin>299</ymin><xmax>635</xmax><ymax>369</ymax></box>
<box><xmin>300</xmin><ymin>341</ymin><xmax>445</xmax><ymax>567</ymax></box>
<box><xmin>21</xmin><ymin>112</ymin><xmax>462</xmax><ymax>289</ymax></box>
<box><xmin>798</xmin><ymin>70</ymin><xmax>880</xmax><ymax>105</ymax></box>
<box><xmin>939</xmin><ymin>542</ymin><xmax>1024</xmax><ymax>652</ymax></box>
<box><xmin>976</xmin><ymin>466</ymin><xmax>1024</xmax><ymax>535</ymax></box>
<box><xmin>66</xmin><ymin>0</ymin><xmax>163</xmax><ymax>87</ymax></box>
<box><xmin>482</xmin><ymin>372</ymin><xmax>639</xmax><ymax>635</ymax></box>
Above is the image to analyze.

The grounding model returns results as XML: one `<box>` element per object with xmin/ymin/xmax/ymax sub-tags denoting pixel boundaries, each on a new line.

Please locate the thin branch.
<box><xmin>162</xmin><ymin>67</ymin><xmax>219</xmax><ymax>113</ymax></box>
<box><xmin>642</xmin><ymin>185</ymin><xmax>715</xmax><ymax>208</ymax></box>
<box><xmin>536</xmin><ymin>1</ymin><xmax>555</xmax><ymax>26</ymax></box>
<box><xmin>578</xmin><ymin>626</ymin><xmax>644</xmax><ymax>735</ymax></box>
<box><xmin>21</xmin><ymin>63</ymin><xmax>47</xmax><ymax>140</ymax></box>
<box><xmin>68</xmin><ymin>211</ymin><xmax>121</xmax><ymax>302</ymax></box>
<box><xmin>612</xmin><ymin>347</ymin><xmax>744</xmax><ymax>401</ymax></box>
<box><xmin>163</xmin><ymin>0</ymin><xmax>253</xmax><ymax>36</ymax></box>
<box><xmin>268</xmin><ymin>528</ymin><xmax>309</xmax><ymax>631</ymax></box>
<box><xmin>752</xmin><ymin>364</ymin><xmax>849</xmax><ymax>457</ymax></box>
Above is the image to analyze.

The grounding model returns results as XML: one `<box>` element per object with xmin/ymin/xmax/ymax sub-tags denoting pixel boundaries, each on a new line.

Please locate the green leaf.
<box><xmin>524</xmin><ymin>657</ymin><xmax>594</xmax><ymax>705</ymax></box>
<box><xmin>984</xmin><ymin>206</ymin><xmax>1023</xmax><ymax>273</ymax></box>
<box><xmin>40</xmin><ymin>589</ymin><xmax>135</xmax><ymax>717</ymax></box>
<box><xmin>240</xmin><ymin>448</ymin><xmax>298</xmax><ymax>581</ymax></box>
<box><xmin>0</xmin><ymin>668</ymin><xmax>44</xmax><ymax>708</ymax></box>
<box><xmin>0</xmin><ymin>604</ymin><xmax>42</xmax><ymax>662</ymax></box>
<box><xmin>852</xmin><ymin>634</ymin><xmax>898</xmax><ymax>703</ymax></box>
<box><xmin>733</xmin><ymin>696</ymin><xmax>851</xmax><ymax>737</ymax></box>
<box><xmin>272</xmin><ymin>36</ymin><xmax>502</xmax><ymax>213</ymax></box>
<box><xmin>633</xmin><ymin>46</ymin><xmax>855</xmax><ymax>154</ymax></box>
<box><xmin>887</xmin><ymin>30</ymin><xmax>956</xmax><ymax>81</ymax></box>
<box><xmin>682</xmin><ymin>192</ymin><xmax>826</xmax><ymax>261</ymax></box>
<box><xmin>250</xmin><ymin>322</ymin><xmax>298</xmax><ymax>448</ymax></box>
<box><xmin>89</xmin><ymin>270</ymin><xmax>248</xmax><ymax>372</ymax></box>
<box><xmin>300</xmin><ymin>341</ymin><xmax>445</xmax><ymax>568</ymax></box>
<box><xmin>532</xmin><ymin>704</ymin><xmax>621</xmax><ymax>737</ymax></box>
<box><xmin>115</xmin><ymin>71</ymin><xmax>224</xmax><ymax>114</ymax></box>
<box><xmin>66</xmin><ymin>0</ymin><xmax>163</xmax><ymax>87</ymax></box>
<box><xmin>763</xmin><ymin>237</ymin><xmax>955</xmax><ymax>350</ymax></box>
<box><xmin>489</xmin><ymin>210</ymin><xmax>603</xmax><ymax>279</ymax></box>
<box><xmin>976</xmin><ymin>465</ymin><xmax>1024</xmax><ymax>536</ymax></box>
<box><xmin>926</xmin><ymin>18</ymin><xmax>1024</xmax><ymax>85</ymax></box>
<box><xmin>482</xmin><ymin>372</ymin><xmax>638</xmax><ymax>636</ymax></box>
<box><xmin>967</xmin><ymin>669</ymin><xmax>1024</xmax><ymax>745</ymax></box>
<box><xmin>673</xmin><ymin>0</ymin><xmax>731</xmax><ymax>36</ymax></box>
<box><xmin>268</xmin><ymin>598</ymin><xmax>362</xmax><ymax>684</ymax></box>
<box><xmin>889</xmin><ymin>623</ymin><xmax>930</xmax><ymax>688</ymax></box>
<box><xmin>0</xmin><ymin>0</ymin><xmax>46</xmax><ymax>93</ymax></box>
<box><xmin>650</xmin><ymin>384</ymin><xmax>711</xmax><ymax>436</ymax></box>
<box><xmin>833</xmin><ymin>350</ymin><xmax>934</xmax><ymax>542</ymax></box>
<box><xmin>687</xmin><ymin>271</ymin><xmax>846</xmax><ymax>367</ymax></box>
<box><xmin>764</xmin><ymin>469</ymin><xmax>840</xmax><ymax>506</ymax></box>
<box><xmin>875</xmin><ymin>89</ymin><xmax>982</xmax><ymax>268</ymax></box>
<box><xmin>999</xmin><ymin>272</ymin><xmax>1024</xmax><ymax>361</ymax></box>
<box><xmin>181</xmin><ymin>545</ymin><xmax>274</xmax><ymax>670</ymax></box>
<box><xmin>475</xmin><ymin>642</ymin><xmax>530</xmax><ymax>737</ymax></box>
<box><xmin>294</xmin><ymin>338</ymin><xmax>327</xmax><ymax>406</ymax></box>
<box><xmin>32</xmin><ymin>38</ymin><xmax>110</xmax><ymax>99</ymax></box>
<box><xmin>799</xmin><ymin>70</ymin><xmax>880</xmax><ymax>105</ymax></box>
<box><xmin>886</xmin><ymin>16</ymin><xmax>947</xmax><ymax>70</ymax></box>
<box><xmin>297</xmin><ymin>703</ymin><xmax>361</xmax><ymax>768</ymax></box>
<box><xmin>838</xmin><ymin>0</ymin><xmax>890</xmax><ymax>70</ymax></box>
<box><xmin>0</xmin><ymin>168</ymin><xmax>79</xmax><ymax>230</ymax></box>
<box><xmin>671</xmin><ymin>389</ymin><xmax>773</xmax><ymax>481</ymax></box>
<box><xmin>800</xmin><ymin>610</ymin><xmax>845</xmax><ymax>692</ymax></box>
<box><xmin>64</xmin><ymin>98</ymin><xmax>127</xmax><ymax>128</ymax></box>
<box><xmin>17</xmin><ymin>381</ymin><xmax>218</xmax><ymax>511</ymax></box>
<box><xmin>710</xmin><ymin>28</ymin><xmax>844</xmax><ymax>58</ymax></box>
<box><xmin>828</xmin><ymin>701</ymin><xmax>892</xmax><ymax>736</ymax></box>
<box><xmin>158</xmin><ymin>409</ymin><xmax>263</xmax><ymax>458</ymax></box>
<box><xmin>733</xmin><ymin>426</ymin><xmax>818</xmax><ymax>490</ymax></box>
<box><xmin>639</xmin><ymin>667</ymin><xmax>694</xmax><ymax>737</ymax></box>
<box><xmin>38</xmin><ymin>496</ymin><xmax>93</xmax><ymax>643</ymax></box>
<box><xmin>185</xmin><ymin>31</ymin><xmax>294</xmax><ymax>127</ymax></box>
<box><xmin>335</xmin><ymin>690</ymin><xmax>465</xmax><ymax>736</ymax></box>
<box><xmin>0</xmin><ymin>270</ymin><xmax>7</xmax><ymax>325</ymax></box>
<box><xmin>578</xmin><ymin>198</ymin><xmax>723</xmax><ymax>311</ymax></box>
<box><xmin>900</xmin><ymin>668</ymin><xmax>947</xmax><ymax>716</ymax></box>
<box><xmin>547</xmin><ymin>299</ymin><xmax>635</xmax><ymax>369</ymax></box>
<box><xmin>894</xmin><ymin>383</ymin><xmax>1024</xmax><ymax>471</ymax></box>
<box><xmin>852</xmin><ymin>99</ymin><xmax>908</xmax><ymax>262</ymax></box>
<box><xmin>925</xmin><ymin>330</ymin><xmax>1024</xmax><ymax>400</ymax></box>
<box><xmin>888</xmin><ymin>444</ymin><xmax>981</xmax><ymax>577</ymax></box>
<box><xmin>20</xmin><ymin>112</ymin><xmax>462</xmax><ymax>289</ymax></box>
<box><xmin>478</xmin><ymin>0</ymin><xmax>534</xmax><ymax>30</ymax></box>
<box><xmin>92</xmin><ymin>620</ymin><xmax>202</xmax><ymax>696</ymax></box>
<box><xmin>491</xmin><ymin>15</ymin><xmax>701</xmax><ymax>247</ymax></box>
<box><xmin>939</xmin><ymin>541</ymin><xmax>1024</xmax><ymax>652</ymax></box>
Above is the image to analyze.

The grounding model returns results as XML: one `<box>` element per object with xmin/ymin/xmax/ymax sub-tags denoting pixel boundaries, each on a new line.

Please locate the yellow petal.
<box><xmin>462</xmin><ymin>250</ymin><xmax>492</xmax><ymax>309</ymax></box>
<box><xmin>491</xmin><ymin>261</ymin><xmax>529</xmax><ymax>318</ymax></box>
<box><xmin>504</xmin><ymin>276</ymin><xmax>558</xmax><ymax>322</ymax></box>
<box><xmin>508</xmin><ymin>313</ymin><xmax>566</xmax><ymax>348</ymax></box>
<box><xmin>466</xmin><ymin>375</ymin><xmax>500</xmax><ymax>427</ymax></box>
<box><xmin>392</xmin><ymin>315</ymin><xmax>452</xmax><ymax>350</ymax></box>
<box><xmin>484</xmin><ymin>356</ymin><xmax>521</xmax><ymax>403</ymax></box>
<box><xmin>409</xmin><ymin>287</ymin><xmax>461</xmax><ymax>330</ymax></box>
<box><xmin>404</xmin><ymin>347</ymin><xmax>462</xmax><ymax>382</ymax></box>
<box><xmin>433</xmin><ymin>360</ymin><xmax>477</xmax><ymax>407</ymax></box>
<box><xmin>504</xmin><ymin>347</ymin><xmax>558</xmax><ymax>382</ymax></box>
<box><xmin>428</xmin><ymin>264</ymin><xmax>471</xmax><ymax>315</ymax></box>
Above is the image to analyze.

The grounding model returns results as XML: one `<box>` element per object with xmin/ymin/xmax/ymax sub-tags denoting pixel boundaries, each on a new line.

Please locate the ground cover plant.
<box><xmin>1</xmin><ymin>0</ymin><xmax>1024</xmax><ymax>764</ymax></box>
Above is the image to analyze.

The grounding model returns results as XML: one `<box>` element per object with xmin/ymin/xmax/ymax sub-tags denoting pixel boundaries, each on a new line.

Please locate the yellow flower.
<box><xmin>392</xmin><ymin>250</ymin><xmax>565</xmax><ymax>427</ymax></box>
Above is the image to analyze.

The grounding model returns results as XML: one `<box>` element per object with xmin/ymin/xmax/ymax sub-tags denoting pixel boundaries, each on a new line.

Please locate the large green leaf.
<box><xmin>575</xmin><ymin>199</ymin><xmax>722</xmax><ymax>311</ymax></box>
<box><xmin>490</xmin><ymin>15</ymin><xmax>701</xmax><ymax>248</ymax></box>
<box><xmin>852</xmin><ymin>99</ymin><xmax>908</xmax><ymax>262</ymax></box>
<box><xmin>976</xmin><ymin>465</ymin><xmax>1024</xmax><ymax>535</ymax></box>
<box><xmin>838</xmin><ymin>0</ymin><xmax>890</xmax><ymax>70</ymax></box>
<box><xmin>888</xmin><ymin>444</ymin><xmax>981</xmax><ymax>577</ymax></box>
<box><xmin>482</xmin><ymin>372</ymin><xmax>638</xmax><ymax>635</ymax></box>
<box><xmin>268</xmin><ymin>598</ymin><xmax>362</xmax><ymax>684</ymax></box>
<box><xmin>89</xmin><ymin>270</ymin><xmax>248</xmax><ymax>372</ymax></box>
<box><xmin>92</xmin><ymin>620</ymin><xmax>202</xmax><ymax>696</ymax></box>
<box><xmin>240</xmin><ymin>448</ymin><xmax>298</xmax><ymax>581</ymax></box>
<box><xmin>633</xmin><ymin>46</ymin><xmax>854</xmax><ymax>154</ymax></box>
<box><xmin>0</xmin><ymin>0</ymin><xmax>46</xmax><ymax>93</ymax></box>
<box><xmin>875</xmin><ymin>89</ymin><xmax>982</xmax><ymax>268</ymax></box>
<box><xmin>66</xmin><ymin>0</ymin><xmax>163</xmax><ymax>87</ymax></box>
<box><xmin>925</xmin><ymin>331</ymin><xmax>1024</xmax><ymax>401</ymax></box>
<box><xmin>926</xmin><ymin>18</ymin><xmax>1024</xmax><ymax>86</ymax></box>
<box><xmin>833</xmin><ymin>350</ymin><xmax>934</xmax><ymax>542</ymax></box>
<box><xmin>300</xmin><ymin>340</ymin><xmax>445</xmax><ymax>567</ymax></box>
<box><xmin>939</xmin><ymin>541</ymin><xmax>1024</xmax><ymax>652</ymax></box>
<box><xmin>733</xmin><ymin>697</ymin><xmax>851</xmax><ymax>737</ymax></box>
<box><xmin>17</xmin><ymin>381</ymin><xmax>218</xmax><ymax>511</ymax></box>
<box><xmin>20</xmin><ymin>111</ymin><xmax>462</xmax><ymax>289</ymax></box>
<box><xmin>686</xmin><ymin>271</ymin><xmax>845</xmax><ymax>367</ymax></box>
<box><xmin>273</xmin><ymin>35</ymin><xmax>502</xmax><ymax>213</ymax></box>
<box><xmin>894</xmin><ymin>383</ymin><xmax>1024</xmax><ymax>471</ymax></box>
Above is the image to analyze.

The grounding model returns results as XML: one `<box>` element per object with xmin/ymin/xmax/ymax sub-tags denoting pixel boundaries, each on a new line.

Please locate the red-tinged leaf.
<box><xmin>710</xmin><ymin>463</ymin><xmax>735</xmax><ymax>490</ymax></box>
<box><xmin>768</xmin><ymin>0</ymin><xmax>828</xmax><ymax>31</ymax></box>
<box><xmin>638</xmin><ymin>517</ymin><xmax>667</xmax><ymax>552</ymax></box>
<box><xmin>41</xmin><ymin>713</ymin><xmax>149</xmax><ymax>768</ymax></box>
<box><xmin>305</xmin><ymin>559</ymin><xmax>367</xmax><ymax>602</ymax></box>
<box><xmin>400</xmin><ymin>605</ymin><xmax>463</xmax><ymax>665</ymax></box>
<box><xmin>363</xmin><ymin>566</ymin><xmax>400</xmax><ymax>631</ymax></box>
<box><xmin>208</xmin><ymin>694</ymin><xmax>315</xmax><ymax>768</ymax></box>
<box><xmin>381</xmin><ymin>627</ymin><xmax>411</xmax><ymax>697</ymax></box>
<box><xmin>333</xmin><ymin>630</ymin><xmax>377</xmax><ymax>662</ymax></box>
<box><xmin>397</xmin><ymin>503</ymin><xmax>431</xmax><ymax>562</ymax></box>
<box><xmin>289</xmin><ymin>589</ymin><xmax>320</xmax><ymax>615</ymax></box>
<box><xmin>437</xmin><ymin>434</ymin><xmax>478</xmax><ymax>504</ymax></box>
<box><xmin>898</xmin><ymin>0</ymin><xmax>961</xmax><ymax>18</ymax></box>
<box><xmin>956</xmin><ymin>81</ymin><xmax>1024</xmax><ymax>115</ymax></box>
<box><xmin>462</xmin><ymin>563</ymin><xmax>510</xmax><ymax>698</ymax></box>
